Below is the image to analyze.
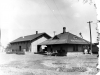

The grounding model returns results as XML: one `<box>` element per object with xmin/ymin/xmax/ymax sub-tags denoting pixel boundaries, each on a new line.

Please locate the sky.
<box><xmin>0</xmin><ymin>0</ymin><xmax>98</xmax><ymax>47</ymax></box>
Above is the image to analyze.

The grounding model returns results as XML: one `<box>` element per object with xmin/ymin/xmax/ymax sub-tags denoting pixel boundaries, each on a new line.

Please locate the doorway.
<box><xmin>19</xmin><ymin>46</ymin><xmax>21</xmax><ymax>51</ymax></box>
<box><xmin>73</xmin><ymin>45</ymin><xmax>78</xmax><ymax>51</ymax></box>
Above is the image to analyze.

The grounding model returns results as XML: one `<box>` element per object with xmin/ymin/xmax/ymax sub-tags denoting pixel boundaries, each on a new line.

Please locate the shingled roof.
<box><xmin>39</xmin><ymin>32</ymin><xmax>90</xmax><ymax>45</ymax></box>
<box><xmin>10</xmin><ymin>33</ymin><xmax>51</xmax><ymax>44</ymax></box>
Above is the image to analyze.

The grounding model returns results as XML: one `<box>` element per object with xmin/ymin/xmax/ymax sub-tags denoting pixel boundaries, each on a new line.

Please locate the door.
<box><xmin>19</xmin><ymin>46</ymin><xmax>21</xmax><ymax>51</ymax></box>
<box><xmin>73</xmin><ymin>45</ymin><xmax>78</xmax><ymax>52</ymax></box>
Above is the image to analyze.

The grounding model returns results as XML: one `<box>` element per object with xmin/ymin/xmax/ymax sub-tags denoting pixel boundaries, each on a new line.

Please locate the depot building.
<box><xmin>38</xmin><ymin>27</ymin><xmax>90</xmax><ymax>54</ymax></box>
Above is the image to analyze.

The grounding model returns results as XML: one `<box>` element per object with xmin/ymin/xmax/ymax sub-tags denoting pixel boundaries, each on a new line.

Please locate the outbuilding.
<box><xmin>10</xmin><ymin>31</ymin><xmax>51</xmax><ymax>53</ymax></box>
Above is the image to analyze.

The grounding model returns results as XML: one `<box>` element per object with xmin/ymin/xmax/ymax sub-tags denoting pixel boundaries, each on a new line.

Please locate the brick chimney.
<box><xmin>36</xmin><ymin>31</ymin><xmax>38</xmax><ymax>34</ymax></box>
<box><xmin>63</xmin><ymin>27</ymin><xmax>66</xmax><ymax>33</ymax></box>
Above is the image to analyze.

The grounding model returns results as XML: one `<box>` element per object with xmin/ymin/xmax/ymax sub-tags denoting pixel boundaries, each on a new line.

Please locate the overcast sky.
<box><xmin>1</xmin><ymin>0</ymin><xmax>97</xmax><ymax>47</ymax></box>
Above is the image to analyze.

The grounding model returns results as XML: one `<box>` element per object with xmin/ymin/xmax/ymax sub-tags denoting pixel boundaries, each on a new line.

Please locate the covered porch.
<box><xmin>37</xmin><ymin>44</ymin><xmax>89</xmax><ymax>56</ymax></box>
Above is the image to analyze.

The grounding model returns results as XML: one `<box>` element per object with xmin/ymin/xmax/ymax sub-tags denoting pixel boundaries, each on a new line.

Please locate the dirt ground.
<box><xmin>0</xmin><ymin>52</ymin><xmax>99</xmax><ymax>75</ymax></box>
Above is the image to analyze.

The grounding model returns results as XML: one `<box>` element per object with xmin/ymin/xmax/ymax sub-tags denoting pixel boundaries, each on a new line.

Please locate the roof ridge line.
<box><xmin>21</xmin><ymin>32</ymin><xmax>45</xmax><ymax>37</ymax></box>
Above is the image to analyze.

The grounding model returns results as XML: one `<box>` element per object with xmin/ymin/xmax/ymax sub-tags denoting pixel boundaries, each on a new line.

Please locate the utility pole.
<box><xmin>87</xmin><ymin>21</ymin><xmax>92</xmax><ymax>54</ymax></box>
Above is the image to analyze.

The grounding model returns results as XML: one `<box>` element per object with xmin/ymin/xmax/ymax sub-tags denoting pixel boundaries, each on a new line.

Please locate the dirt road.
<box><xmin>0</xmin><ymin>52</ymin><xmax>98</xmax><ymax>75</ymax></box>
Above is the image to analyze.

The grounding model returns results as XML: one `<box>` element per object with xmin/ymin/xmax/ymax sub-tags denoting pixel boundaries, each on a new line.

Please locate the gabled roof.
<box><xmin>10</xmin><ymin>33</ymin><xmax>51</xmax><ymax>44</ymax></box>
<box><xmin>39</xmin><ymin>32</ymin><xmax>90</xmax><ymax>45</ymax></box>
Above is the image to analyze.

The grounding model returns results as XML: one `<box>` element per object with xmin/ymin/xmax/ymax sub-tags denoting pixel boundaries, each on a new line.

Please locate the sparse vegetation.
<box><xmin>0</xmin><ymin>53</ymin><xmax>98</xmax><ymax>75</ymax></box>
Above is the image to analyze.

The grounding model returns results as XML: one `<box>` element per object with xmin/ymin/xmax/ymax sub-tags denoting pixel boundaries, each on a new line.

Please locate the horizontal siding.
<box><xmin>78</xmin><ymin>45</ymin><xmax>83</xmax><ymax>52</ymax></box>
<box><xmin>31</xmin><ymin>36</ymin><xmax>47</xmax><ymax>52</ymax></box>
<box><xmin>11</xmin><ymin>42</ymin><xmax>31</xmax><ymax>52</ymax></box>
<box><xmin>46</xmin><ymin>44</ymin><xmax>84</xmax><ymax>52</ymax></box>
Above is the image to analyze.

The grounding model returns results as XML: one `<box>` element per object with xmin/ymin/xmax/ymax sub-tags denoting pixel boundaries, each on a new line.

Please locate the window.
<box><xmin>74</xmin><ymin>36</ymin><xmax>78</xmax><ymax>39</ymax></box>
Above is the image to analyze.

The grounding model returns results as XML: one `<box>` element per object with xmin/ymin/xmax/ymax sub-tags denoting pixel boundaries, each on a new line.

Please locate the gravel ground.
<box><xmin>0</xmin><ymin>52</ymin><xmax>99</xmax><ymax>75</ymax></box>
